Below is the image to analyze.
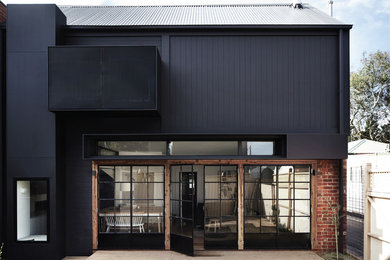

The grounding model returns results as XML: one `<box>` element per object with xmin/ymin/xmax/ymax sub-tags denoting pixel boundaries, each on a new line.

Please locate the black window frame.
<box><xmin>243</xmin><ymin>164</ymin><xmax>312</xmax><ymax>249</ymax></box>
<box><xmin>15</xmin><ymin>178</ymin><xmax>50</xmax><ymax>244</ymax></box>
<box><xmin>98</xmin><ymin>165</ymin><xmax>165</xmax><ymax>235</ymax></box>
<box><xmin>204</xmin><ymin>165</ymin><xmax>238</xmax><ymax>249</ymax></box>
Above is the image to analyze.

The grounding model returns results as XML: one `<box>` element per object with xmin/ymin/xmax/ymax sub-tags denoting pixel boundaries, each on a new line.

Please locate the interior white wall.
<box><xmin>17</xmin><ymin>181</ymin><xmax>31</xmax><ymax>240</ymax></box>
<box><xmin>152</xmin><ymin>167</ymin><xmax>164</xmax><ymax>207</ymax></box>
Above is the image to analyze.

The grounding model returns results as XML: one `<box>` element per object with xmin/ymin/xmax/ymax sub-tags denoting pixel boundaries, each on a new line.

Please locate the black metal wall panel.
<box><xmin>287</xmin><ymin>134</ymin><xmax>348</xmax><ymax>159</ymax></box>
<box><xmin>163</xmin><ymin>35</ymin><xmax>339</xmax><ymax>134</ymax></box>
<box><xmin>63</xmin><ymin>115</ymin><xmax>161</xmax><ymax>255</ymax></box>
<box><xmin>102</xmin><ymin>47</ymin><xmax>157</xmax><ymax>109</ymax></box>
<box><xmin>7</xmin><ymin>5</ymin><xmax>59</xmax><ymax>53</ymax></box>
<box><xmin>49</xmin><ymin>46</ymin><xmax>159</xmax><ymax>111</ymax></box>
<box><xmin>49</xmin><ymin>47</ymin><xmax>101</xmax><ymax>109</ymax></box>
<box><xmin>5</xmin><ymin>4</ymin><xmax>66</xmax><ymax>260</ymax></box>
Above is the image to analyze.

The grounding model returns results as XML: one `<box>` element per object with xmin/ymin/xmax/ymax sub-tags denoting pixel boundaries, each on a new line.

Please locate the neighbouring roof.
<box><xmin>59</xmin><ymin>3</ymin><xmax>348</xmax><ymax>27</ymax></box>
<box><xmin>348</xmin><ymin>139</ymin><xmax>390</xmax><ymax>154</ymax></box>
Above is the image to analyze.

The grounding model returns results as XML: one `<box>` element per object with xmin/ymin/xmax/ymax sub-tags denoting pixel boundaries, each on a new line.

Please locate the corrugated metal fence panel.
<box><xmin>59</xmin><ymin>4</ymin><xmax>345</xmax><ymax>26</ymax></box>
<box><xmin>163</xmin><ymin>35</ymin><xmax>339</xmax><ymax>134</ymax></box>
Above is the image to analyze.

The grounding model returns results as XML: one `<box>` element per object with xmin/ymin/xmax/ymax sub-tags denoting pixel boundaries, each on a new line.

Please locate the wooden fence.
<box><xmin>364</xmin><ymin>163</ymin><xmax>390</xmax><ymax>260</ymax></box>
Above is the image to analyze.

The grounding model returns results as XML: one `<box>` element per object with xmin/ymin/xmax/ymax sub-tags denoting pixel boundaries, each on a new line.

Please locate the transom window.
<box><xmin>93</xmin><ymin>140</ymin><xmax>278</xmax><ymax>157</ymax></box>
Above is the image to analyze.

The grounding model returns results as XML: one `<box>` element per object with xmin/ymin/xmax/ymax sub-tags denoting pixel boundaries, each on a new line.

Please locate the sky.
<box><xmin>3</xmin><ymin>0</ymin><xmax>390</xmax><ymax>71</ymax></box>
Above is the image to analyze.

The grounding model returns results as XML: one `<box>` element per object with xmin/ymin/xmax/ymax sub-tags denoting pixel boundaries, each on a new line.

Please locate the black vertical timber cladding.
<box><xmin>343</xmin><ymin>30</ymin><xmax>350</xmax><ymax>135</ymax></box>
<box><xmin>6</xmin><ymin>5</ymin><xmax>65</xmax><ymax>260</ymax></box>
<box><xmin>0</xmin><ymin>28</ymin><xmax>5</xmax><ymax>249</ymax></box>
<box><xmin>164</xmin><ymin>35</ymin><xmax>339</xmax><ymax>134</ymax></box>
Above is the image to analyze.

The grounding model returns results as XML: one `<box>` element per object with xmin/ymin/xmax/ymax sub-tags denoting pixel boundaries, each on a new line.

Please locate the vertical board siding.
<box><xmin>164</xmin><ymin>35</ymin><xmax>339</xmax><ymax>134</ymax></box>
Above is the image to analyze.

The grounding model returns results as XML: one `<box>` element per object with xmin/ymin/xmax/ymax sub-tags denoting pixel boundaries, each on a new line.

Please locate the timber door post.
<box><xmin>238</xmin><ymin>164</ymin><xmax>244</xmax><ymax>250</ymax></box>
<box><xmin>92</xmin><ymin>161</ymin><xmax>98</xmax><ymax>251</ymax></box>
<box><xmin>165</xmin><ymin>163</ymin><xmax>171</xmax><ymax>250</ymax></box>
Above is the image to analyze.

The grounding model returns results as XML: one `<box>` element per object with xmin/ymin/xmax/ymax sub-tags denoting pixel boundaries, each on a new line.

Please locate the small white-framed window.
<box><xmin>16</xmin><ymin>179</ymin><xmax>49</xmax><ymax>242</ymax></box>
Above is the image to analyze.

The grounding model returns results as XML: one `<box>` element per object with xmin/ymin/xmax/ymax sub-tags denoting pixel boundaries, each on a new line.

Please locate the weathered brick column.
<box><xmin>314</xmin><ymin>160</ymin><xmax>347</xmax><ymax>252</ymax></box>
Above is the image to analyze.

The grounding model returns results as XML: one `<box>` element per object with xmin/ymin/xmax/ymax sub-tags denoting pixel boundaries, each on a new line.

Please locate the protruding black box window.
<box><xmin>49</xmin><ymin>46</ymin><xmax>159</xmax><ymax>111</ymax></box>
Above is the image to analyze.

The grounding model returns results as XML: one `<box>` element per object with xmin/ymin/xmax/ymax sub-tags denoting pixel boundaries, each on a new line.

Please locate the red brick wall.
<box><xmin>314</xmin><ymin>159</ymin><xmax>347</xmax><ymax>252</ymax></box>
<box><xmin>0</xmin><ymin>2</ymin><xmax>6</xmax><ymax>23</ymax></box>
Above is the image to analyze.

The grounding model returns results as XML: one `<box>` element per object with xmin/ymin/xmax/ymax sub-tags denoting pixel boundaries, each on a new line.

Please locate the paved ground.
<box><xmin>63</xmin><ymin>250</ymin><xmax>324</xmax><ymax>260</ymax></box>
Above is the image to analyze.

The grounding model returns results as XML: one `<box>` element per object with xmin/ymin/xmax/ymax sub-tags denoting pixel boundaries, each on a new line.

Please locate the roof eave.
<box><xmin>65</xmin><ymin>24</ymin><xmax>353</xmax><ymax>30</ymax></box>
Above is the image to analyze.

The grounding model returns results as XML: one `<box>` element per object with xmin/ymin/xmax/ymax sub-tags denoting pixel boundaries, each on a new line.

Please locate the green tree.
<box><xmin>350</xmin><ymin>51</ymin><xmax>390</xmax><ymax>142</ymax></box>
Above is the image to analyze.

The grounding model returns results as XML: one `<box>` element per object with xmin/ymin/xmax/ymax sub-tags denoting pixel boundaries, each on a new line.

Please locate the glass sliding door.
<box><xmin>244</xmin><ymin>165</ymin><xmax>311</xmax><ymax>249</ymax></box>
<box><xmin>204</xmin><ymin>165</ymin><xmax>238</xmax><ymax>249</ymax></box>
<box><xmin>170</xmin><ymin>165</ymin><xmax>195</xmax><ymax>256</ymax></box>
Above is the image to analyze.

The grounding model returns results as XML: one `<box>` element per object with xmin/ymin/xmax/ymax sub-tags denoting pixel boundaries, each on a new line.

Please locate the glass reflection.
<box><xmin>205</xmin><ymin>165</ymin><xmax>237</xmax><ymax>236</ymax></box>
<box><xmin>295</xmin><ymin>200</ymin><xmax>310</xmax><ymax>216</ymax></box>
<box><xmin>133</xmin><ymin>183</ymin><xmax>148</xmax><ymax>199</ymax></box>
<box><xmin>245</xmin><ymin>166</ymin><xmax>260</xmax><ymax>182</ymax></box>
<box><xmin>115</xmin><ymin>183</ymin><xmax>131</xmax><ymax>200</ymax></box>
<box><xmin>205</xmin><ymin>200</ymin><xmax>220</xmax><ymax>217</ymax></box>
<box><xmin>221</xmin><ymin>200</ymin><xmax>236</xmax><ymax>216</ymax></box>
<box><xmin>278</xmin><ymin>217</ymin><xmax>293</xmax><ymax>232</ymax></box>
<box><xmin>245</xmin><ymin>217</ymin><xmax>260</xmax><ymax>233</ymax></box>
<box><xmin>205</xmin><ymin>166</ymin><xmax>220</xmax><ymax>182</ymax></box>
<box><xmin>148</xmin><ymin>183</ymin><xmax>164</xmax><ymax>199</ymax></box>
<box><xmin>97</xmin><ymin>141</ymin><xmax>167</xmax><ymax>156</ymax></box>
<box><xmin>242</xmin><ymin>141</ymin><xmax>274</xmax><ymax>155</ymax></box>
<box><xmin>244</xmin><ymin>164</ymin><xmax>311</xmax><ymax>244</ymax></box>
<box><xmin>98</xmin><ymin>165</ymin><xmax>164</xmax><ymax>234</ymax></box>
<box><xmin>132</xmin><ymin>166</ymin><xmax>148</xmax><ymax>182</ymax></box>
<box><xmin>295</xmin><ymin>182</ymin><xmax>310</xmax><ymax>199</ymax></box>
<box><xmin>294</xmin><ymin>217</ymin><xmax>310</xmax><ymax>233</ymax></box>
<box><xmin>294</xmin><ymin>166</ymin><xmax>311</xmax><ymax>182</ymax></box>
<box><xmin>172</xmin><ymin>218</ymin><xmax>192</xmax><ymax>237</ymax></box>
<box><xmin>99</xmin><ymin>167</ymin><xmax>114</xmax><ymax>182</ymax></box>
<box><xmin>278</xmin><ymin>200</ymin><xmax>294</xmax><ymax>216</ymax></box>
<box><xmin>221</xmin><ymin>166</ymin><xmax>237</xmax><ymax>182</ymax></box>
<box><xmin>16</xmin><ymin>180</ymin><xmax>48</xmax><ymax>241</ymax></box>
<box><xmin>277</xmin><ymin>166</ymin><xmax>294</xmax><ymax>182</ymax></box>
<box><xmin>99</xmin><ymin>182</ymin><xmax>114</xmax><ymax>199</ymax></box>
<box><xmin>115</xmin><ymin>166</ymin><xmax>131</xmax><ymax>182</ymax></box>
<box><xmin>148</xmin><ymin>166</ymin><xmax>164</xmax><ymax>182</ymax></box>
<box><xmin>221</xmin><ymin>183</ymin><xmax>236</xmax><ymax>199</ymax></box>
<box><xmin>205</xmin><ymin>183</ymin><xmax>220</xmax><ymax>199</ymax></box>
<box><xmin>261</xmin><ymin>166</ymin><xmax>276</xmax><ymax>183</ymax></box>
<box><xmin>170</xmin><ymin>141</ymin><xmax>238</xmax><ymax>155</ymax></box>
<box><xmin>261</xmin><ymin>217</ymin><xmax>276</xmax><ymax>233</ymax></box>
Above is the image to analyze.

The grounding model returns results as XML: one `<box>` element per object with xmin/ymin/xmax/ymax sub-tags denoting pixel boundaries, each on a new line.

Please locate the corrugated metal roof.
<box><xmin>59</xmin><ymin>4</ymin><xmax>347</xmax><ymax>27</ymax></box>
<box><xmin>348</xmin><ymin>139</ymin><xmax>390</xmax><ymax>154</ymax></box>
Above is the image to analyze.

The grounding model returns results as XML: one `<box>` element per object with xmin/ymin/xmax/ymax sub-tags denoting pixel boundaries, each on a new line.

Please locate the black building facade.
<box><xmin>0</xmin><ymin>3</ymin><xmax>351</xmax><ymax>260</ymax></box>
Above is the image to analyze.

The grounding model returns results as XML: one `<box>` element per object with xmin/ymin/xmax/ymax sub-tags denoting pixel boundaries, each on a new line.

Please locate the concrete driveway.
<box><xmin>63</xmin><ymin>250</ymin><xmax>324</xmax><ymax>260</ymax></box>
